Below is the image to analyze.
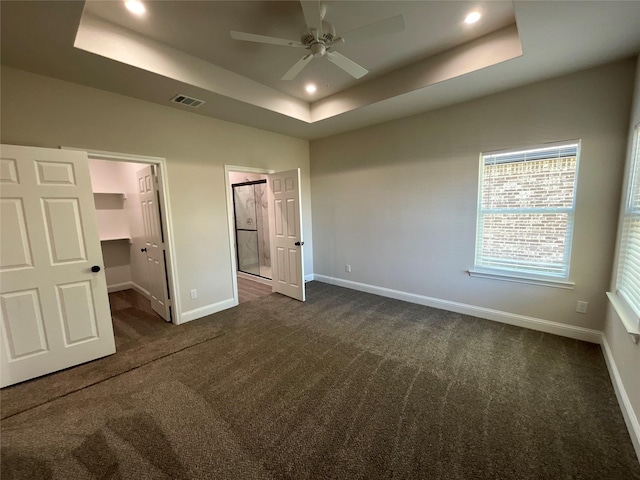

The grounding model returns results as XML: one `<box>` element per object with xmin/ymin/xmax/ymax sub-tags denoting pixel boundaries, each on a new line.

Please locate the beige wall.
<box><xmin>310</xmin><ymin>59</ymin><xmax>635</xmax><ymax>332</ymax></box>
<box><xmin>0</xmin><ymin>67</ymin><xmax>312</xmax><ymax>320</ymax></box>
<box><xmin>605</xmin><ymin>56</ymin><xmax>640</xmax><ymax>456</ymax></box>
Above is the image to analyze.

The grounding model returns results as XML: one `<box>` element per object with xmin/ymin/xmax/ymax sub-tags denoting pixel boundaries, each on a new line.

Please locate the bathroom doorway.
<box><xmin>225</xmin><ymin>165</ymin><xmax>306</xmax><ymax>304</ymax></box>
<box><xmin>232</xmin><ymin>180</ymin><xmax>272</xmax><ymax>280</ymax></box>
<box><xmin>225</xmin><ymin>167</ymin><xmax>274</xmax><ymax>305</ymax></box>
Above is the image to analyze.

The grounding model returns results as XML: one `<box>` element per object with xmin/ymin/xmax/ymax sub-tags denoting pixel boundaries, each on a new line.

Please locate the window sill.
<box><xmin>467</xmin><ymin>269</ymin><xmax>575</xmax><ymax>289</ymax></box>
<box><xmin>606</xmin><ymin>292</ymin><xmax>640</xmax><ymax>344</ymax></box>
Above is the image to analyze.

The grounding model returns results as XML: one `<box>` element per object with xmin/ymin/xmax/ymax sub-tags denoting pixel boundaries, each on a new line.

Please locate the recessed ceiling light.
<box><xmin>125</xmin><ymin>0</ymin><xmax>146</xmax><ymax>15</ymax></box>
<box><xmin>305</xmin><ymin>84</ymin><xmax>317</xmax><ymax>94</ymax></box>
<box><xmin>464</xmin><ymin>11</ymin><xmax>481</xmax><ymax>24</ymax></box>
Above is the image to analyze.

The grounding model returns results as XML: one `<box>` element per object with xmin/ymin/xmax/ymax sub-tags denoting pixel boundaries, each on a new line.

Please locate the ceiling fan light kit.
<box><xmin>124</xmin><ymin>0</ymin><xmax>146</xmax><ymax>16</ymax></box>
<box><xmin>230</xmin><ymin>1</ymin><xmax>405</xmax><ymax>81</ymax></box>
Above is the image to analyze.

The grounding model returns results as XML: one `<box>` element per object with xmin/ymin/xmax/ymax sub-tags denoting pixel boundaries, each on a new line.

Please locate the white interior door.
<box><xmin>267</xmin><ymin>169</ymin><xmax>305</xmax><ymax>301</ymax></box>
<box><xmin>137</xmin><ymin>165</ymin><xmax>171</xmax><ymax>321</ymax></box>
<box><xmin>0</xmin><ymin>144</ymin><xmax>116</xmax><ymax>388</ymax></box>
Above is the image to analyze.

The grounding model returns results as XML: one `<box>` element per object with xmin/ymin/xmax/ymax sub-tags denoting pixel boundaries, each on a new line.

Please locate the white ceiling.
<box><xmin>83</xmin><ymin>0</ymin><xmax>517</xmax><ymax>101</ymax></box>
<box><xmin>1</xmin><ymin>1</ymin><xmax>640</xmax><ymax>140</ymax></box>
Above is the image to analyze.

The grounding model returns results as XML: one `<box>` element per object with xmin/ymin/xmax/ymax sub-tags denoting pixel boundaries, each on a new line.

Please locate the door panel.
<box><xmin>287</xmin><ymin>199</ymin><xmax>296</xmax><ymax>237</ymax></box>
<box><xmin>267</xmin><ymin>169</ymin><xmax>305</xmax><ymax>301</ymax></box>
<box><xmin>35</xmin><ymin>160</ymin><xmax>76</xmax><ymax>185</ymax></box>
<box><xmin>0</xmin><ymin>144</ymin><xmax>116</xmax><ymax>388</ymax></box>
<box><xmin>41</xmin><ymin>198</ymin><xmax>87</xmax><ymax>264</ymax></box>
<box><xmin>288</xmin><ymin>248</ymin><xmax>299</xmax><ymax>287</ymax></box>
<box><xmin>1</xmin><ymin>158</ymin><xmax>19</xmax><ymax>183</ymax></box>
<box><xmin>56</xmin><ymin>281</ymin><xmax>98</xmax><ymax>345</ymax></box>
<box><xmin>137</xmin><ymin>165</ymin><xmax>170</xmax><ymax>321</ymax></box>
<box><xmin>274</xmin><ymin>199</ymin><xmax>283</xmax><ymax>235</ymax></box>
<box><xmin>1</xmin><ymin>289</ymin><xmax>48</xmax><ymax>359</ymax></box>
<box><xmin>0</xmin><ymin>198</ymin><xmax>33</xmax><ymax>270</ymax></box>
<box><xmin>276</xmin><ymin>247</ymin><xmax>285</xmax><ymax>283</ymax></box>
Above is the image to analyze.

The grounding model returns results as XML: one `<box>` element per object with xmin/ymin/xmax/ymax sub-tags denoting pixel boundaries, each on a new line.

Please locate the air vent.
<box><xmin>171</xmin><ymin>94</ymin><xmax>205</xmax><ymax>108</ymax></box>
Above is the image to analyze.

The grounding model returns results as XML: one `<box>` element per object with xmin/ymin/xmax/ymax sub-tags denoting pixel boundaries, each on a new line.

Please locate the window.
<box><xmin>473</xmin><ymin>141</ymin><xmax>580</xmax><ymax>282</ymax></box>
<box><xmin>611</xmin><ymin>126</ymin><xmax>640</xmax><ymax>335</ymax></box>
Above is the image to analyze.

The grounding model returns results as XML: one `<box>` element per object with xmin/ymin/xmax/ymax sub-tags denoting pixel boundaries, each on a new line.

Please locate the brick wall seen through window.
<box><xmin>475</xmin><ymin>143</ymin><xmax>579</xmax><ymax>278</ymax></box>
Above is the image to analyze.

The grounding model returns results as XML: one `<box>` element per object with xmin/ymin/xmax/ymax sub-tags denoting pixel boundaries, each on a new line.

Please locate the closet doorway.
<box><xmin>64</xmin><ymin>147</ymin><xmax>179</xmax><ymax>328</ymax></box>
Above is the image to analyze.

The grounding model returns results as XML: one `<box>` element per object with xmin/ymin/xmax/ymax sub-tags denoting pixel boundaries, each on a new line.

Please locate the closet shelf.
<box><xmin>100</xmin><ymin>236</ymin><xmax>132</xmax><ymax>244</ymax></box>
<box><xmin>93</xmin><ymin>191</ymin><xmax>127</xmax><ymax>200</ymax></box>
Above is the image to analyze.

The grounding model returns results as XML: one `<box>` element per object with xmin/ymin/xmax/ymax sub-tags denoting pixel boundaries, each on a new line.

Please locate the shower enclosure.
<box><xmin>232</xmin><ymin>180</ymin><xmax>271</xmax><ymax>279</ymax></box>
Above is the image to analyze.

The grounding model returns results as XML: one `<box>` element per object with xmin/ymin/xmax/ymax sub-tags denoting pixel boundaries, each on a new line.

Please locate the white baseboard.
<box><xmin>179</xmin><ymin>298</ymin><xmax>235</xmax><ymax>324</ymax></box>
<box><xmin>130</xmin><ymin>282</ymin><xmax>150</xmax><ymax>299</ymax></box>
<box><xmin>235</xmin><ymin>273</ymin><xmax>313</xmax><ymax>286</ymax></box>
<box><xmin>600</xmin><ymin>334</ymin><xmax>640</xmax><ymax>461</ymax></box>
<box><xmin>107</xmin><ymin>281</ymin><xmax>150</xmax><ymax>299</ymax></box>
<box><xmin>107</xmin><ymin>282</ymin><xmax>131</xmax><ymax>294</ymax></box>
<box><xmin>313</xmin><ymin>274</ymin><xmax>602</xmax><ymax>344</ymax></box>
<box><xmin>237</xmin><ymin>271</ymin><xmax>271</xmax><ymax>286</ymax></box>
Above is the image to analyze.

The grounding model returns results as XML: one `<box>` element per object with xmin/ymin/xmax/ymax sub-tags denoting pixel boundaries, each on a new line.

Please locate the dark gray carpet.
<box><xmin>1</xmin><ymin>282</ymin><xmax>639</xmax><ymax>479</ymax></box>
<box><xmin>1</xmin><ymin>289</ymin><xmax>226</xmax><ymax>419</ymax></box>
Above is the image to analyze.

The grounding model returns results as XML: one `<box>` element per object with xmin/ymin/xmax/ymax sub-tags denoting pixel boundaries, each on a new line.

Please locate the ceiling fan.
<box><xmin>230</xmin><ymin>1</ymin><xmax>405</xmax><ymax>81</ymax></box>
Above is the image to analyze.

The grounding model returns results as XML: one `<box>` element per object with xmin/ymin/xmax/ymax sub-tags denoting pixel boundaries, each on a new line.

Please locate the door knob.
<box><xmin>141</xmin><ymin>248</ymin><xmax>147</xmax><ymax>252</ymax></box>
<box><xmin>295</xmin><ymin>241</ymin><xmax>304</xmax><ymax>246</ymax></box>
<box><xmin>91</xmin><ymin>265</ymin><xmax>101</xmax><ymax>273</ymax></box>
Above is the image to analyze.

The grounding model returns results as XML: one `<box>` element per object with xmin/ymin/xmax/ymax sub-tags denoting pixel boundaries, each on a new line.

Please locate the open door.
<box><xmin>0</xmin><ymin>144</ymin><xmax>116</xmax><ymax>387</ymax></box>
<box><xmin>267</xmin><ymin>169</ymin><xmax>305</xmax><ymax>301</ymax></box>
<box><xmin>137</xmin><ymin>165</ymin><xmax>171</xmax><ymax>322</ymax></box>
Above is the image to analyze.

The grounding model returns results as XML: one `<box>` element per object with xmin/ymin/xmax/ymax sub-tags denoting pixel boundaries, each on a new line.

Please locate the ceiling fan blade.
<box><xmin>230</xmin><ymin>31</ymin><xmax>304</xmax><ymax>48</ymax></box>
<box><xmin>326</xmin><ymin>51</ymin><xmax>368</xmax><ymax>79</ymax></box>
<box><xmin>340</xmin><ymin>14</ymin><xmax>405</xmax><ymax>43</ymax></box>
<box><xmin>282</xmin><ymin>54</ymin><xmax>313</xmax><ymax>80</ymax></box>
<box><xmin>300</xmin><ymin>1</ymin><xmax>323</xmax><ymax>38</ymax></box>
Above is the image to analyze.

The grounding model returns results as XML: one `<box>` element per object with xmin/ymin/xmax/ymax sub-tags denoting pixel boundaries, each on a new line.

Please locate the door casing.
<box><xmin>62</xmin><ymin>147</ymin><xmax>181</xmax><ymax>324</ymax></box>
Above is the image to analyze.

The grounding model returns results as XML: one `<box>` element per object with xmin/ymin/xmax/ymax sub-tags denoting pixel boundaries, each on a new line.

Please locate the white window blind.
<box><xmin>616</xmin><ymin>127</ymin><xmax>640</xmax><ymax>321</ymax></box>
<box><xmin>475</xmin><ymin>142</ymin><xmax>580</xmax><ymax>279</ymax></box>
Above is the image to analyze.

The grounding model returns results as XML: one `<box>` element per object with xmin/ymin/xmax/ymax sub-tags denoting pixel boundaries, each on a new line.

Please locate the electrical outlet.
<box><xmin>576</xmin><ymin>301</ymin><xmax>588</xmax><ymax>314</ymax></box>
<box><xmin>345</xmin><ymin>264</ymin><xmax>352</xmax><ymax>273</ymax></box>
<box><xmin>190</xmin><ymin>289</ymin><xmax>198</xmax><ymax>300</ymax></box>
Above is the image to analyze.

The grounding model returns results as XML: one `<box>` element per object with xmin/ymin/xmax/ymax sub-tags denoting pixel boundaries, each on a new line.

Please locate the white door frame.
<box><xmin>62</xmin><ymin>147</ymin><xmax>181</xmax><ymax>324</ymax></box>
<box><xmin>224</xmin><ymin>164</ymin><xmax>274</xmax><ymax>306</ymax></box>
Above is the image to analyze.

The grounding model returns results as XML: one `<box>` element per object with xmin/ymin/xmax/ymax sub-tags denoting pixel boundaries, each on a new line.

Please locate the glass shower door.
<box><xmin>233</xmin><ymin>181</ymin><xmax>271</xmax><ymax>279</ymax></box>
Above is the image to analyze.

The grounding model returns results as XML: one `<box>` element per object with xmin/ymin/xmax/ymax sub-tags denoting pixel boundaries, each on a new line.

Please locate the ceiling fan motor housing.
<box><xmin>301</xmin><ymin>20</ymin><xmax>336</xmax><ymax>47</ymax></box>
